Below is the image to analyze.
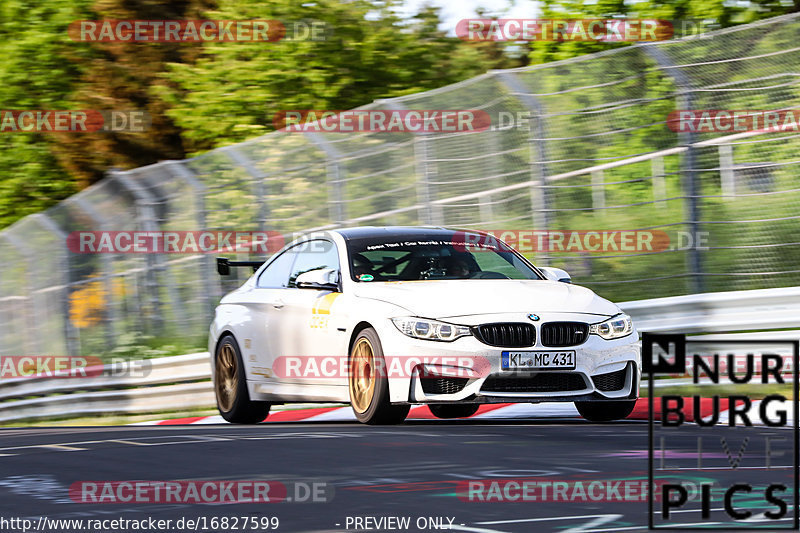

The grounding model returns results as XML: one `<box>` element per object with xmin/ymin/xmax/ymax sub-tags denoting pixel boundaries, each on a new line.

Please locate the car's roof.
<box><xmin>333</xmin><ymin>226</ymin><xmax>456</xmax><ymax>240</ymax></box>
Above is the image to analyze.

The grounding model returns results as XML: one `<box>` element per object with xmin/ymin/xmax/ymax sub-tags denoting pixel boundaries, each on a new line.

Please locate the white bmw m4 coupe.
<box><xmin>209</xmin><ymin>227</ymin><xmax>640</xmax><ymax>424</ymax></box>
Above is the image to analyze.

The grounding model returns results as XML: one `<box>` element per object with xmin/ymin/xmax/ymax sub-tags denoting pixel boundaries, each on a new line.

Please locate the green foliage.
<box><xmin>0</xmin><ymin>0</ymin><xmax>89</xmax><ymax>227</ymax></box>
<box><xmin>157</xmin><ymin>0</ymin><xmax>515</xmax><ymax>152</ymax></box>
<box><xmin>108</xmin><ymin>332</ymin><xmax>206</xmax><ymax>360</ymax></box>
<box><xmin>0</xmin><ymin>0</ymin><xmax>521</xmax><ymax>230</ymax></box>
<box><xmin>528</xmin><ymin>0</ymin><xmax>798</xmax><ymax>65</ymax></box>
<box><xmin>55</xmin><ymin>0</ymin><xmax>213</xmax><ymax>187</ymax></box>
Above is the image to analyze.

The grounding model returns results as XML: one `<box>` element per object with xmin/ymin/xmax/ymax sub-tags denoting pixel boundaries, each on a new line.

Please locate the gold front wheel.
<box><xmin>349</xmin><ymin>338</ymin><xmax>376</xmax><ymax>414</ymax></box>
<box><xmin>347</xmin><ymin>328</ymin><xmax>409</xmax><ymax>424</ymax></box>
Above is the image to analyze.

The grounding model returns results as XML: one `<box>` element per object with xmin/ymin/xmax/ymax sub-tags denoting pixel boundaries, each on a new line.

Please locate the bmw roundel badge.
<box><xmin>528</xmin><ymin>314</ymin><xmax>540</xmax><ymax>321</ymax></box>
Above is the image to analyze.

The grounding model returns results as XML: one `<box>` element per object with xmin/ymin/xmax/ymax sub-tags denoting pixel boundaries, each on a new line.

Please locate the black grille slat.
<box><xmin>541</xmin><ymin>322</ymin><xmax>589</xmax><ymax>347</ymax></box>
<box><xmin>592</xmin><ymin>367</ymin><xmax>628</xmax><ymax>392</ymax></box>
<box><xmin>481</xmin><ymin>372</ymin><xmax>586</xmax><ymax>393</ymax></box>
<box><xmin>421</xmin><ymin>377</ymin><xmax>469</xmax><ymax>395</ymax></box>
<box><xmin>474</xmin><ymin>323</ymin><xmax>535</xmax><ymax>348</ymax></box>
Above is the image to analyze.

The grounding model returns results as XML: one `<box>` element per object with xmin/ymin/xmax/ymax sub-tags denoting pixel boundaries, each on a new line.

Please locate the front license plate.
<box><xmin>501</xmin><ymin>350</ymin><xmax>576</xmax><ymax>370</ymax></box>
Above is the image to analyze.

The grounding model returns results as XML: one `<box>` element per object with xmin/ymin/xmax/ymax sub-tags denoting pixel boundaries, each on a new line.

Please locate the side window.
<box><xmin>256</xmin><ymin>249</ymin><xmax>297</xmax><ymax>288</ymax></box>
<box><xmin>471</xmin><ymin>250</ymin><xmax>536</xmax><ymax>280</ymax></box>
<box><xmin>288</xmin><ymin>240</ymin><xmax>340</xmax><ymax>288</ymax></box>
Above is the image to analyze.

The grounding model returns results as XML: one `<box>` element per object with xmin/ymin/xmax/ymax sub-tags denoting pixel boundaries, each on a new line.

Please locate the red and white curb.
<box><xmin>133</xmin><ymin>397</ymin><xmax>784</xmax><ymax>425</ymax></box>
<box><xmin>135</xmin><ymin>403</ymin><xmax>577</xmax><ymax>425</ymax></box>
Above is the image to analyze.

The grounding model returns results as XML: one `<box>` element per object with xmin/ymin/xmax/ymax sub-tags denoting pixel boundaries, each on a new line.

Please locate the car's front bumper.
<box><xmin>411</xmin><ymin>361</ymin><xmax>639</xmax><ymax>405</ymax></box>
<box><xmin>374</xmin><ymin>312</ymin><xmax>641</xmax><ymax>404</ymax></box>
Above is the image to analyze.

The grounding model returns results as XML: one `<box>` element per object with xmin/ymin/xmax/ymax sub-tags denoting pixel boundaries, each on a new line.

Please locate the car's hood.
<box><xmin>353</xmin><ymin>279</ymin><xmax>620</xmax><ymax>319</ymax></box>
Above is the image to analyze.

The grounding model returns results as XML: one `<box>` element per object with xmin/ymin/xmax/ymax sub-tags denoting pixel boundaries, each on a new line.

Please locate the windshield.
<box><xmin>345</xmin><ymin>233</ymin><xmax>542</xmax><ymax>282</ymax></box>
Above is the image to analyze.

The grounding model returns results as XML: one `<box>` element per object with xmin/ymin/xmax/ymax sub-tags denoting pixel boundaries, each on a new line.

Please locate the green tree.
<box><xmin>53</xmin><ymin>0</ymin><xmax>213</xmax><ymax>187</ymax></box>
<box><xmin>157</xmin><ymin>0</ymin><xmax>517</xmax><ymax>152</ymax></box>
<box><xmin>528</xmin><ymin>0</ymin><xmax>798</xmax><ymax>65</ymax></box>
<box><xmin>0</xmin><ymin>0</ymin><xmax>208</xmax><ymax>226</ymax></box>
<box><xmin>0</xmin><ymin>0</ymin><xmax>90</xmax><ymax>227</ymax></box>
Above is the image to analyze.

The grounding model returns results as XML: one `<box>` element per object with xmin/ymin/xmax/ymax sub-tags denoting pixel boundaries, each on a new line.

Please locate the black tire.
<box><xmin>214</xmin><ymin>335</ymin><xmax>270</xmax><ymax>424</ymax></box>
<box><xmin>348</xmin><ymin>328</ymin><xmax>410</xmax><ymax>425</ymax></box>
<box><xmin>429</xmin><ymin>404</ymin><xmax>480</xmax><ymax>419</ymax></box>
<box><xmin>575</xmin><ymin>400</ymin><xmax>636</xmax><ymax>422</ymax></box>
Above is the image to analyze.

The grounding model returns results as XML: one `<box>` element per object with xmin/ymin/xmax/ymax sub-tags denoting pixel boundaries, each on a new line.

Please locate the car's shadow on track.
<box><xmin>238</xmin><ymin>418</ymin><xmax>650</xmax><ymax>427</ymax></box>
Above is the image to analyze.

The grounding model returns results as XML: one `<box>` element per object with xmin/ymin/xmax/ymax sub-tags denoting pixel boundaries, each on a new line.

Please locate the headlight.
<box><xmin>589</xmin><ymin>313</ymin><xmax>633</xmax><ymax>340</ymax></box>
<box><xmin>391</xmin><ymin>317</ymin><xmax>472</xmax><ymax>342</ymax></box>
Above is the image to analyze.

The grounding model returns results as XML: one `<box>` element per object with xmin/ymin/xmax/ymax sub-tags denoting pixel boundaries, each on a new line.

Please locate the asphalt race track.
<box><xmin>0</xmin><ymin>419</ymin><xmax>794</xmax><ymax>533</ymax></box>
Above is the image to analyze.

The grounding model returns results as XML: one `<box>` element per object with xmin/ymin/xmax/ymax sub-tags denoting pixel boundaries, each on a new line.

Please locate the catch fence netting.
<box><xmin>2</xmin><ymin>14</ymin><xmax>800</xmax><ymax>356</ymax></box>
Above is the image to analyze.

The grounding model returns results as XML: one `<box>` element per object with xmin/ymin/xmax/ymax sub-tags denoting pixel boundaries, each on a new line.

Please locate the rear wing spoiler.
<box><xmin>216</xmin><ymin>257</ymin><xmax>265</xmax><ymax>275</ymax></box>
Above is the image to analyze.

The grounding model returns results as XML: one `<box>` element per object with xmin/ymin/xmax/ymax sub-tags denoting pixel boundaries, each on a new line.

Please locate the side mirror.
<box><xmin>216</xmin><ymin>257</ymin><xmax>264</xmax><ymax>275</ymax></box>
<box><xmin>295</xmin><ymin>268</ymin><xmax>340</xmax><ymax>291</ymax></box>
<box><xmin>540</xmin><ymin>266</ymin><xmax>571</xmax><ymax>284</ymax></box>
<box><xmin>217</xmin><ymin>257</ymin><xmax>230</xmax><ymax>275</ymax></box>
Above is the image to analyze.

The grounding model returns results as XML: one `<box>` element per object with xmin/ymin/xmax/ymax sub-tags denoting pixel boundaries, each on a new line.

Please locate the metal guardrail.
<box><xmin>620</xmin><ymin>285</ymin><xmax>800</xmax><ymax>334</ymax></box>
<box><xmin>0</xmin><ymin>352</ymin><xmax>212</xmax><ymax>423</ymax></box>
<box><xmin>0</xmin><ymin>382</ymin><xmax>214</xmax><ymax>424</ymax></box>
<box><xmin>0</xmin><ymin>286</ymin><xmax>799</xmax><ymax>423</ymax></box>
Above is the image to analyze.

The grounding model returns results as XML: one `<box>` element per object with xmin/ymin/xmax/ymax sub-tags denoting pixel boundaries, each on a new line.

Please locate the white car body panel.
<box><xmin>353</xmin><ymin>279</ymin><xmax>619</xmax><ymax>317</ymax></box>
<box><xmin>209</xmin><ymin>228</ymin><xmax>641</xmax><ymax>409</ymax></box>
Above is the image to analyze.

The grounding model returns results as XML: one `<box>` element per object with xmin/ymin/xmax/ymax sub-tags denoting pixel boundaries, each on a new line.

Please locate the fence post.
<box><xmin>223</xmin><ymin>146</ymin><xmax>270</xmax><ymax>233</ymax></box>
<box><xmin>651</xmin><ymin>156</ymin><xmax>667</xmax><ymax>208</ymax></box>
<box><xmin>719</xmin><ymin>144</ymin><xmax>736</xmax><ymax>198</ymax></box>
<box><xmin>477</xmin><ymin>128</ymin><xmax>501</xmax><ymax>225</ymax></box>
<box><xmin>591</xmin><ymin>170</ymin><xmax>605</xmax><ymax>212</ymax></box>
<box><xmin>0</xmin><ymin>234</ymin><xmax>42</xmax><ymax>354</ymax></box>
<box><xmin>164</xmin><ymin>161</ymin><xmax>221</xmax><ymax>317</ymax></box>
<box><xmin>111</xmin><ymin>170</ymin><xmax>170</xmax><ymax>337</ymax></box>
<box><xmin>380</xmin><ymin>100</ymin><xmax>442</xmax><ymax>225</ymax></box>
<box><xmin>414</xmin><ymin>135</ymin><xmax>439</xmax><ymax>225</ymax></box>
<box><xmin>303</xmin><ymin>132</ymin><xmax>346</xmax><ymax>225</ymax></box>
<box><xmin>641</xmin><ymin>45</ymin><xmax>704</xmax><ymax>293</ymax></box>
<box><xmin>495</xmin><ymin>71</ymin><xmax>550</xmax><ymax>262</ymax></box>
<box><xmin>72</xmin><ymin>196</ymin><xmax>119</xmax><ymax>347</ymax></box>
<box><xmin>32</xmin><ymin>213</ymin><xmax>79</xmax><ymax>356</ymax></box>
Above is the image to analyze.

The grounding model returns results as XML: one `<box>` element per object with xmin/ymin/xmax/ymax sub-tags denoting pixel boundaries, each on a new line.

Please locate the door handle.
<box><xmin>272</xmin><ymin>299</ymin><xmax>285</xmax><ymax>309</ymax></box>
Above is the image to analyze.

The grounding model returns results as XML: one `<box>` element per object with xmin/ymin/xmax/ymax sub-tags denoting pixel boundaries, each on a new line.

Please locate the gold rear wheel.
<box><xmin>215</xmin><ymin>342</ymin><xmax>238</xmax><ymax>412</ymax></box>
<box><xmin>214</xmin><ymin>335</ymin><xmax>270</xmax><ymax>424</ymax></box>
